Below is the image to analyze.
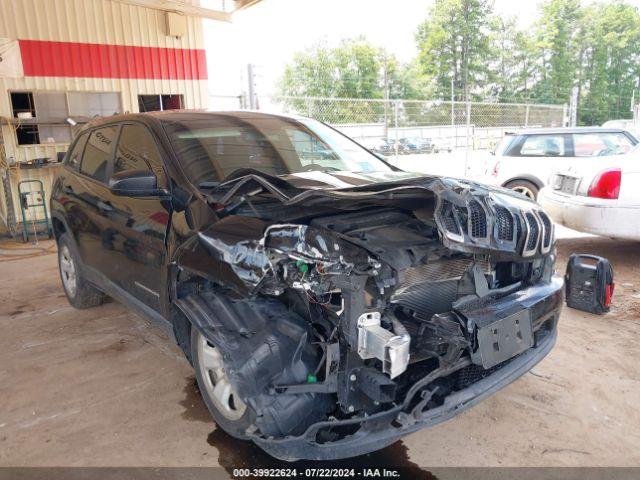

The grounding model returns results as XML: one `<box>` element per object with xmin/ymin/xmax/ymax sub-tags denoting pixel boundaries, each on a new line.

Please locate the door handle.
<box><xmin>97</xmin><ymin>200</ymin><xmax>114</xmax><ymax>213</ymax></box>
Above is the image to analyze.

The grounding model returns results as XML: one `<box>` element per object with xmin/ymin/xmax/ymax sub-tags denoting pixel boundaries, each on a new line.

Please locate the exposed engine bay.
<box><xmin>173</xmin><ymin>173</ymin><xmax>563</xmax><ymax>461</ymax></box>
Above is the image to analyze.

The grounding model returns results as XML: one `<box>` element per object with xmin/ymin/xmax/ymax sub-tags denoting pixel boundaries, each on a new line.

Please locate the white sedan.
<box><xmin>488</xmin><ymin>127</ymin><xmax>638</xmax><ymax>200</ymax></box>
<box><xmin>538</xmin><ymin>149</ymin><xmax>640</xmax><ymax>240</ymax></box>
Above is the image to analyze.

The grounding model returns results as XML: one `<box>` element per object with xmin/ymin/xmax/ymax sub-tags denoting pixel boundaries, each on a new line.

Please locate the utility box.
<box><xmin>166</xmin><ymin>12</ymin><xmax>187</xmax><ymax>38</ymax></box>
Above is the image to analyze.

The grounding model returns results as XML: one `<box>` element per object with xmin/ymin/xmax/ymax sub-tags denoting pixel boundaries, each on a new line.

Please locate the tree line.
<box><xmin>277</xmin><ymin>0</ymin><xmax>640</xmax><ymax>126</ymax></box>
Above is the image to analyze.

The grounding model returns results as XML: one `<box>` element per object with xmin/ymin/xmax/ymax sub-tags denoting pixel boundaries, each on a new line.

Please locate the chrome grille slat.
<box><xmin>537</xmin><ymin>211</ymin><xmax>553</xmax><ymax>253</ymax></box>
<box><xmin>523</xmin><ymin>211</ymin><xmax>541</xmax><ymax>256</ymax></box>
<box><xmin>435</xmin><ymin>193</ymin><xmax>554</xmax><ymax>256</ymax></box>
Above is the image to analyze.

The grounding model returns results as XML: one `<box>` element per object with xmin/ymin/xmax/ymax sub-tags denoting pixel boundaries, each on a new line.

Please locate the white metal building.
<box><xmin>0</xmin><ymin>0</ymin><xmax>257</xmax><ymax>236</ymax></box>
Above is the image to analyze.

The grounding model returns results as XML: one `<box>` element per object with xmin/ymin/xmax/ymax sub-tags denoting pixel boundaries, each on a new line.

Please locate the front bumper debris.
<box><xmin>250</xmin><ymin>276</ymin><xmax>564</xmax><ymax>461</ymax></box>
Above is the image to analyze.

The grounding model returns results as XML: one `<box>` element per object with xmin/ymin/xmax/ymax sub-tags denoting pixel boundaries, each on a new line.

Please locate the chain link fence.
<box><xmin>211</xmin><ymin>94</ymin><xmax>567</xmax><ymax>151</ymax></box>
<box><xmin>208</xmin><ymin>94</ymin><xmax>567</xmax><ymax>177</ymax></box>
<box><xmin>261</xmin><ymin>96</ymin><xmax>567</xmax><ymax>150</ymax></box>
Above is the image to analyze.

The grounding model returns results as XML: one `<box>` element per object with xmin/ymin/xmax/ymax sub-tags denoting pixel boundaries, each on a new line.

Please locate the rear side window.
<box><xmin>519</xmin><ymin>135</ymin><xmax>567</xmax><ymax>156</ymax></box>
<box><xmin>65</xmin><ymin>132</ymin><xmax>88</xmax><ymax>170</ymax></box>
<box><xmin>80</xmin><ymin>126</ymin><xmax>118</xmax><ymax>183</ymax></box>
<box><xmin>114</xmin><ymin>124</ymin><xmax>166</xmax><ymax>187</ymax></box>
<box><xmin>572</xmin><ymin>132</ymin><xmax>634</xmax><ymax>157</ymax></box>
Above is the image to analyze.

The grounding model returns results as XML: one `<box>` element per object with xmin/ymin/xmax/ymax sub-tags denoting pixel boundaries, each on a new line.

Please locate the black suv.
<box><xmin>51</xmin><ymin>111</ymin><xmax>564</xmax><ymax>461</ymax></box>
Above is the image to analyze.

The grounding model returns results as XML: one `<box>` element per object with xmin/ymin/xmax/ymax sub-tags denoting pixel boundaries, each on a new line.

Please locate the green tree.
<box><xmin>416</xmin><ymin>0</ymin><xmax>493</xmax><ymax>100</ymax></box>
<box><xmin>277</xmin><ymin>38</ymin><xmax>382</xmax><ymax>122</ymax></box>
<box><xmin>488</xmin><ymin>16</ymin><xmax>537</xmax><ymax>102</ymax></box>
<box><xmin>530</xmin><ymin>0</ymin><xmax>582</xmax><ymax>104</ymax></box>
<box><xmin>278</xmin><ymin>38</ymin><xmax>387</xmax><ymax>98</ymax></box>
<box><xmin>385</xmin><ymin>58</ymin><xmax>434</xmax><ymax>101</ymax></box>
<box><xmin>277</xmin><ymin>38</ymin><xmax>429</xmax><ymax>123</ymax></box>
<box><xmin>577</xmin><ymin>2</ymin><xmax>640</xmax><ymax>125</ymax></box>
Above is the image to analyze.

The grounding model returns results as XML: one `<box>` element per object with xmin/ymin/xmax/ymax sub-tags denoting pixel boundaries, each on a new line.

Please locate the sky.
<box><xmin>203</xmin><ymin>0</ymin><xmax>640</xmax><ymax>101</ymax></box>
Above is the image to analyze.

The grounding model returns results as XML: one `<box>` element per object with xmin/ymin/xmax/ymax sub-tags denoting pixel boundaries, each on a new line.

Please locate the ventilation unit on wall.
<box><xmin>166</xmin><ymin>12</ymin><xmax>187</xmax><ymax>38</ymax></box>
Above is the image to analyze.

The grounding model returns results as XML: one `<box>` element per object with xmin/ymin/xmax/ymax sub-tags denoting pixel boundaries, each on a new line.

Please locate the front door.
<box><xmin>101</xmin><ymin>123</ymin><xmax>170</xmax><ymax>313</ymax></box>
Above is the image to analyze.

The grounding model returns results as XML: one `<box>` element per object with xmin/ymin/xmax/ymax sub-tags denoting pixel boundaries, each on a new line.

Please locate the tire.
<box><xmin>505</xmin><ymin>179</ymin><xmax>539</xmax><ymax>200</ymax></box>
<box><xmin>57</xmin><ymin>232</ymin><xmax>105</xmax><ymax>309</ymax></box>
<box><xmin>191</xmin><ymin>327</ymin><xmax>255</xmax><ymax>439</ymax></box>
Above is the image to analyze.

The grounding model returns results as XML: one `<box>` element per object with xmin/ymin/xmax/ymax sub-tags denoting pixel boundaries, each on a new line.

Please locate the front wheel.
<box><xmin>505</xmin><ymin>179</ymin><xmax>539</xmax><ymax>200</ymax></box>
<box><xmin>191</xmin><ymin>327</ymin><xmax>255</xmax><ymax>439</ymax></box>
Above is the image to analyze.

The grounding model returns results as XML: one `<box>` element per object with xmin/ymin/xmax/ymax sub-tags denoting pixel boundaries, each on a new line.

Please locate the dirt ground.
<box><xmin>0</xmin><ymin>236</ymin><xmax>639</xmax><ymax>471</ymax></box>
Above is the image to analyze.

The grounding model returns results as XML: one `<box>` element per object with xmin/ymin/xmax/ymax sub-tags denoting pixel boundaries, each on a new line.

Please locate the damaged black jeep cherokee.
<box><xmin>51</xmin><ymin>111</ymin><xmax>563</xmax><ymax>461</ymax></box>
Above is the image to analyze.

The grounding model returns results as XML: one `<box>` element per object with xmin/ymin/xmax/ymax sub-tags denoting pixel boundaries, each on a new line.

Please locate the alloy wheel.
<box><xmin>196</xmin><ymin>332</ymin><xmax>246</xmax><ymax>421</ymax></box>
<box><xmin>59</xmin><ymin>245</ymin><xmax>77</xmax><ymax>298</ymax></box>
<box><xmin>512</xmin><ymin>185</ymin><xmax>536</xmax><ymax>200</ymax></box>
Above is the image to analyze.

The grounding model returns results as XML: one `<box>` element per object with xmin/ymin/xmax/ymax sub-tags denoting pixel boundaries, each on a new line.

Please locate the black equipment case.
<box><xmin>565</xmin><ymin>254</ymin><xmax>614</xmax><ymax>314</ymax></box>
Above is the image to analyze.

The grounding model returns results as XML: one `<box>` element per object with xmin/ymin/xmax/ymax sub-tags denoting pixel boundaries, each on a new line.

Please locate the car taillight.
<box><xmin>587</xmin><ymin>169</ymin><xmax>621</xmax><ymax>199</ymax></box>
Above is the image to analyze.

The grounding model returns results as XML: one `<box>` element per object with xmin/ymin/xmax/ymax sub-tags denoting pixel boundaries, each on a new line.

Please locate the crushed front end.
<box><xmin>174</xmin><ymin>175</ymin><xmax>564</xmax><ymax>461</ymax></box>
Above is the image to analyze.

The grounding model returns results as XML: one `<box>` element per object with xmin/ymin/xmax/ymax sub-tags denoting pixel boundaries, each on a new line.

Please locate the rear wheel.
<box><xmin>191</xmin><ymin>327</ymin><xmax>254</xmax><ymax>439</ymax></box>
<box><xmin>505</xmin><ymin>179</ymin><xmax>539</xmax><ymax>200</ymax></box>
<box><xmin>57</xmin><ymin>233</ymin><xmax>105</xmax><ymax>309</ymax></box>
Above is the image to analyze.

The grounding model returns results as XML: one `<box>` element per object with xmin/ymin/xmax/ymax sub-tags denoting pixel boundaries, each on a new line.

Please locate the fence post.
<box><xmin>384</xmin><ymin>99</ymin><xmax>389</xmax><ymax>139</ymax></box>
<box><xmin>525</xmin><ymin>105</ymin><xmax>530</xmax><ymax>127</ymax></box>
<box><xmin>394</xmin><ymin>100</ymin><xmax>400</xmax><ymax>161</ymax></box>
<box><xmin>569</xmin><ymin>87</ymin><xmax>579</xmax><ymax>126</ymax></box>
<box><xmin>451</xmin><ymin>80</ymin><xmax>455</xmax><ymax>147</ymax></box>
<box><xmin>465</xmin><ymin>101</ymin><xmax>472</xmax><ymax>177</ymax></box>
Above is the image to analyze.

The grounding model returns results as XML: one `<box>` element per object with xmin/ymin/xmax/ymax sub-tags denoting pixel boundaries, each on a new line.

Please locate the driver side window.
<box><xmin>115</xmin><ymin>124</ymin><xmax>167</xmax><ymax>187</ymax></box>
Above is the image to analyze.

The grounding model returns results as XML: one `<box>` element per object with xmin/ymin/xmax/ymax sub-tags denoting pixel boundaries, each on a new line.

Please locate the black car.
<box><xmin>359</xmin><ymin>137</ymin><xmax>394</xmax><ymax>156</ymax></box>
<box><xmin>399</xmin><ymin>137</ymin><xmax>433</xmax><ymax>154</ymax></box>
<box><xmin>51</xmin><ymin>111</ymin><xmax>563</xmax><ymax>461</ymax></box>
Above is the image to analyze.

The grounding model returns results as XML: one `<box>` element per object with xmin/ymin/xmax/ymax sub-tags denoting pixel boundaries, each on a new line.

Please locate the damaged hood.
<box><xmin>187</xmin><ymin>169</ymin><xmax>555</xmax><ymax>298</ymax></box>
<box><xmin>207</xmin><ymin>168</ymin><xmax>537</xmax><ymax>210</ymax></box>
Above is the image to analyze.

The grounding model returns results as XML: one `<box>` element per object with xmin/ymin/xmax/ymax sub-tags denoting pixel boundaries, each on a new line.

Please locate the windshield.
<box><xmin>162</xmin><ymin>114</ymin><xmax>392</xmax><ymax>186</ymax></box>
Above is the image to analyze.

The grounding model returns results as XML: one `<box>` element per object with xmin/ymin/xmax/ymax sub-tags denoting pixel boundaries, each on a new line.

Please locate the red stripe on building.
<box><xmin>19</xmin><ymin>39</ymin><xmax>207</xmax><ymax>80</ymax></box>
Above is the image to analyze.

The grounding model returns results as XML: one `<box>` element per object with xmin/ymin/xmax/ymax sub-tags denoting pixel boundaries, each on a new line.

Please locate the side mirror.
<box><xmin>109</xmin><ymin>169</ymin><xmax>166</xmax><ymax>197</ymax></box>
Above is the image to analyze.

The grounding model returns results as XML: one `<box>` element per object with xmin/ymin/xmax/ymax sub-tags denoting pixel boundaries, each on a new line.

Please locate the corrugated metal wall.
<box><xmin>0</xmin><ymin>0</ymin><xmax>210</xmax><ymax>231</ymax></box>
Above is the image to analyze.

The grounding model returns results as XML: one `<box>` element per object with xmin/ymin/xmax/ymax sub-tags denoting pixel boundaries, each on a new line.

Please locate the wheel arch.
<box><xmin>51</xmin><ymin>212</ymin><xmax>70</xmax><ymax>241</ymax></box>
<box><xmin>501</xmin><ymin>174</ymin><xmax>545</xmax><ymax>190</ymax></box>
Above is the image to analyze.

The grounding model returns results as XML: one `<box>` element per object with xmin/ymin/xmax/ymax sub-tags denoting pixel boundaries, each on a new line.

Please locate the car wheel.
<box><xmin>505</xmin><ymin>180</ymin><xmax>539</xmax><ymax>200</ymax></box>
<box><xmin>57</xmin><ymin>233</ymin><xmax>105</xmax><ymax>309</ymax></box>
<box><xmin>191</xmin><ymin>327</ymin><xmax>255</xmax><ymax>439</ymax></box>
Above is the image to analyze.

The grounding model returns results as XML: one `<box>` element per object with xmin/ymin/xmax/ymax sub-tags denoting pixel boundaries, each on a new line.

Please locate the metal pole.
<box><xmin>247</xmin><ymin>63</ymin><xmax>256</xmax><ymax>110</ymax></box>
<box><xmin>465</xmin><ymin>101</ymin><xmax>471</xmax><ymax>177</ymax></box>
<box><xmin>451</xmin><ymin>79</ymin><xmax>455</xmax><ymax>148</ymax></box>
<box><xmin>394</xmin><ymin>101</ymin><xmax>400</xmax><ymax>163</ymax></box>
<box><xmin>525</xmin><ymin>105</ymin><xmax>530</xmax><ymax>127</ymax></box>
<box><xmin>383</xmin><ymin>57</ymin><xmax>389</xmax><ymax>139</ymax></box>
<box><xmin>569</xmin><ymin>87</ymin><xmax>579</xmax><ymax>126</ymax></box>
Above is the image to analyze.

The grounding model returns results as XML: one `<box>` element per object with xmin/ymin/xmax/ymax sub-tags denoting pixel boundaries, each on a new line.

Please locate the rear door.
<box><xmin>73</xmin><ymin>125</ymin><xmax>120</xmax><ymax>280</ymax></box>
<box><xmin>99</xmin><ymin>122</ymin><xmax>170</xmax><ymax>313</ymax></box>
